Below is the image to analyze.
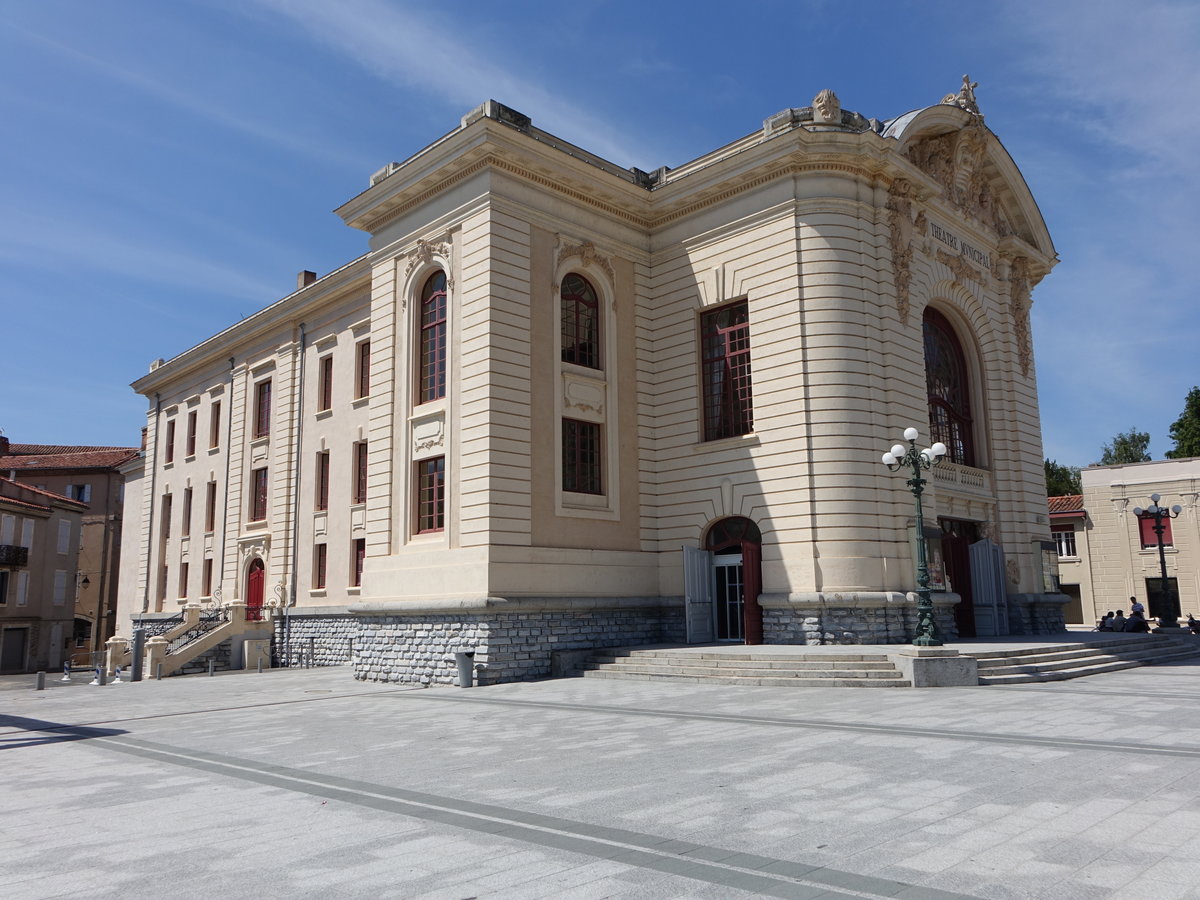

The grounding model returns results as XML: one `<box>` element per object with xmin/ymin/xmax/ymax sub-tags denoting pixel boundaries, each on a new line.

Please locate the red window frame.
<box><xmin>560</xmin><ymin>273</ymin><xmax>600</xmax><ymax>369</ymax></box>
<box><xmin>250</xmin><ymin>468</ymin><xmax>268</xmax><ymax>522</ymax></box>
<box><xmin>356</xmin><ymin>340</ymin><xmax>371</xmax><ymax>399</ymax></box>
<box><xmin>416</xmin><ymin>456</ymin><xmax>446</xmax><ymax>533</ymax></box>
<box><xmin>352</xmin><ymin>538</ymin><xmax>365</xmax><ymax>586</ymax></box>
<box><xmin>181</xmin><ymin>487</ymin><xmax>193</xmax><ymax>538</ymax></box>
<box><xmin>1138</xmin><ymin>515</ymin><xmax>1173</xmax><ymax>549</ymax></box>
<box><xmin>254</xmin><ymin>380</ymin><xmax>272</xmax><ymax>438</ymax></box>
<box><xmin>924</xmin><ymin>308</ymin><xmax>975</xmax><ymax>466</ymax></box>
<box><xmin>178</xmin><ymin>561</ymin><xmax>189</xmax><ymax>599</ymax></box>
<box><xmin>186</xmin><ymin>411</ymin><xmax>197</xmax><ymax>457</ymax></box>
<box><xmin>419</xmin><ymin>272</ymin><xmax>447</xmax><ymax>403</ymax></box>
<box><xmin>318</xmin><ymin>355</ymin><xmax>333</xmax><ymax>412</ymax></box>
<box><xmin>202</xmin><ymin>558</ymin><xmax>213</xmax><ymax>596</ymax></box>
<box><xmin>205</xmin><ymin>481</ymin><xmax>217</xmax><ymax>533</ymax></box>
<box><xmin>700</xmin><ymin>300</ymin><xmax>753</xmax><ymax>441</ymax></box>
<box><xmin>316</xmin><ymin>451</ymin><xmax>330</xmax><ymax>511</ymax></box>
<box><xmin>353</xmin><ymin>442</ymin><xmax>368</xmax><ymax>504</ymax></box>
<box><xmin>165</xmin><ymin>420</ymin><xmax>176</xmax><ymax>464</ymax></box>
<box><xmin>314</xmin><ymin>543</ymin><xmax>327</xmax><ymax>589</ymax></box>
<box><xmin>209</xmin><ymin>401</ymin><xmax>221</xmax><ymax>449</ymax></box>
<box><xmin>562</xmin><ymin>418</ymin><xmax>602</xmax><ymax>494</ymax></box>
<box><xmin>161</xmin><ymin>494</ymin><xmax>172</xmax><ymax>540</ymax></box>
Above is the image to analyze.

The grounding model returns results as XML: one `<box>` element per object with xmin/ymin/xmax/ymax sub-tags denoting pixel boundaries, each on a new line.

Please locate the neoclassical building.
<box><xmin>118</xmin><ymin>82</ymin><xmax>1064</xmax><ymax>684</ymax></box>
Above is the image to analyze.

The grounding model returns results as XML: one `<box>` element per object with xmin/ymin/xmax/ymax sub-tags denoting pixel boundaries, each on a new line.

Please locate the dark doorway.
<box><xmin>705</xmin><ymin>517</ymin><xmax>763</xmax><ymax>645</ymax></box>
<box><xmin>1146</xmin><ymin>577</ymin><xmax>1180</xmax><ymax>621</ymax></box>
<box><xmin>1</xmin><ymin>627</ymin><xmax>29</xmax><ymax>674</ymax></box>
<box><xmin>939</xmin><ymin>519</ymin><xmax>979</xmax><ymax>638</ymax></box>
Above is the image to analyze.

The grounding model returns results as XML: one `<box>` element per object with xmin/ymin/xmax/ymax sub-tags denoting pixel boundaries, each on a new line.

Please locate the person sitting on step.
<box><xmin>1123</xmin><ymin>610</ymin><xmax>1151</xmax><ymax>633</ymax></box>
<box><xmin>1111</xmin><ymin>610</ymin><xmax>1127</xmax><ymax>632</ymax></box>
<box><xmin>1187</xmin><ymin>614</ymin><xmax>1200</xmax><ymax>635</ymax></box>
<box><xmin>1097</xmin><ymin>612</ymin><xmax>1115</xmax><ymax>631</ymax></box>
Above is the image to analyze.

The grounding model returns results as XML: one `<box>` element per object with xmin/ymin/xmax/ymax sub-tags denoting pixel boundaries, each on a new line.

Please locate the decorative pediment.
<box><xmin>556</xmin><ymin>238</ymin><xmax>614</xmax><ymax>283</ymax></box>
<box><xmin>906</xmin><ymin>123</ymin><xmax>1011</xmax><ymax>238</ymax></box>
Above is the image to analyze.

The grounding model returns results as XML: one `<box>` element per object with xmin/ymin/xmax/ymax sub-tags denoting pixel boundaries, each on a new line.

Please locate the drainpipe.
<box><xmin>219</xmin><ymin>358</ymin><xmax>234</xmax><ymax>600</ymax></box>
<box><xmin>140</xmin><ymin>393</ymin><xmax>162</xmax><ymax>622</ymax></box>
<box><xmin>285</xmin><ymin>323</ymin><xmax>306</xmax><ymax>666</ymax></box>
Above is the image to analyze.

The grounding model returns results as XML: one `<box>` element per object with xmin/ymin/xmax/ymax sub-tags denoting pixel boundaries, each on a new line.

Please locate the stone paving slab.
<box><xmin>4</xmin><ymin>662</ymin><xmax>1200</xmax><ymax>898</ymax></box>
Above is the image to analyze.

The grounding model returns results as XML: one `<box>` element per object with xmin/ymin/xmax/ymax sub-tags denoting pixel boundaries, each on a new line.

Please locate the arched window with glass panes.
<box><xmin>923</xmin><ymin>307</ymin><xmax>975</xmax><ymax>467</ymax></box>
<box><xmin>560</xmin><ymin>273</ymin><xmax>600</xmax><ymax>369</ymax></box>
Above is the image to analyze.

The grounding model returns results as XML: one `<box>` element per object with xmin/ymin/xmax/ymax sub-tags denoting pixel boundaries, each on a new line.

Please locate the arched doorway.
<box><xmin>705</xmin><ymin>517</ymin><xmax>763</xmax><ymax>645</ymax></box>
<box><xmin>245</xmin><ymin>559</ymin><xmax>265</xmax><ymax>622</ymax></box>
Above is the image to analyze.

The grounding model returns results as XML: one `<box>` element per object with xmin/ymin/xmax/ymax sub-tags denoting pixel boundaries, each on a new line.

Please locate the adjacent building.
<box><xmin>1052</xmin><ymin>458</ymin><xmax>1200</xmax><ymax>626</ymax></box>
<box><xmin>118</xmin><ymin>83</ymin><xmax>1064</xmax><ymax>684</ymax></box>
<box><xmin>0</xmin><ymin>477</ymin><xmax>86</xmax><ymax>673</ymax></box>
<box><xmin>2</xmin><ymin>438</ymin><xmax>139</xmax><ymax>662</ymax></box>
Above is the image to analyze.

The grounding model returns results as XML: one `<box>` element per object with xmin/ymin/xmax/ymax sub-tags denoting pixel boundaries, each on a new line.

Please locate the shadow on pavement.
<box><xmin>0</xmin><ymin>715</ymin><xmax>128</xmax><ymax>750</ymax></box>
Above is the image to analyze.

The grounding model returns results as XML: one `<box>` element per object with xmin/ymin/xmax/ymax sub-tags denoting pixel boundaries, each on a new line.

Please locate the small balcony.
<box><xmin>931</xmin><ymin>462</ymin><xmax>993</xmax><ymax>498</ymax></box>
<box><xmin>0</xmin><ymin>545</ymin><xmax>29</xmax><ymax>567</ymax></box>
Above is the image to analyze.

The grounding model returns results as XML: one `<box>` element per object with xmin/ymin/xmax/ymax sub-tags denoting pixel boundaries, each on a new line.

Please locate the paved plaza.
<box><xmin>3</xmin><ymin>659</ymin><xmax>1200</xmax><ymax>899</ymax></box>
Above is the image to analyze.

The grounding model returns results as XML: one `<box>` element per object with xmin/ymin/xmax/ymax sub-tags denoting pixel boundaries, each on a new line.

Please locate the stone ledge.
<box><xmin>348</xmin><ymin>596</ymin><xmax>681</xmax><ymax>616</ymax></box>
<box><xmin>758</xmin><ymin>591</ymin><xmax>963</xmax><ymax>609</ymax></box>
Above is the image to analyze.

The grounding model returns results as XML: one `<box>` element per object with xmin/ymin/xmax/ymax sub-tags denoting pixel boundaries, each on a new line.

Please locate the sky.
<box><xmin>2</xmin><ymin>0</ymin><xmax>1197</xmax><ymax>469</ymax></box>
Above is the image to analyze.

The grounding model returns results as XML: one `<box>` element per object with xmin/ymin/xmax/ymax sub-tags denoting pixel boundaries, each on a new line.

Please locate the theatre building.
<box><xmin>117</xmin><ymin>83</ymin><xmax>1065</xmax><ymax>684</ymax></box>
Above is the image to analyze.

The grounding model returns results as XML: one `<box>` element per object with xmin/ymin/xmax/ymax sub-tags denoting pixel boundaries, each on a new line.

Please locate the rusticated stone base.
<box><xmin>348</xmin><ymin>597</ymin><xmax>685</xmax><ymax>686</ymax></box>
<box><xmin>760</xmin><ymin>592</ymin><xmax>961</xmax><ymax>645</ymax></box>
<box><xmin>272</xmin><ymin>607</ymin><xmax>358</xmax><ymax>667</ymax></box>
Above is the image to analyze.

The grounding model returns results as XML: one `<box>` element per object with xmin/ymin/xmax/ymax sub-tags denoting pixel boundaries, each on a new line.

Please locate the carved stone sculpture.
<box><xmin>556</xmin><ymin>238</ymin><xmax>614</xmax><ymax>283</ymax></box>
<box><xmin>941</xmin><ymin>75</ymin><xmax>981</xmax><ymax>116</ymax></box>
<box><xmin>1008</xmin><ymin>256</ymin><xmax>1033</xmax><ymax>376</ymax></box>
<box><xmin>812</xmin><ymin>89</ymin><xmax>841</xmax><ymax>125</ymax></box>
<box><xmin>885</xmin><ymin>179</ymin><xmax>921</xmax><ymax>320</ymax></box>
<box><xmin>906</xmin><ymin>124</ymin><xmax>1010</xmax><ymax>237</ymax></box>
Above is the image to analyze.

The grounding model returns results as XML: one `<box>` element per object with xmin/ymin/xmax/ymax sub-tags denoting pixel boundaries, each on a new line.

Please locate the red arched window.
<box><xmin>560</xmin><ymin>273</ymin><xmax>600</xmax><ymax>369</ymax></box>
<box><xmin>923</xmin><ymin>308</ymin><xmax>975</xmax><ymax>466</ymax></box>
<box><xmin>419</xmin><ymin>271</ymin><xmax>447</xmax><ymax>403</ymax></box>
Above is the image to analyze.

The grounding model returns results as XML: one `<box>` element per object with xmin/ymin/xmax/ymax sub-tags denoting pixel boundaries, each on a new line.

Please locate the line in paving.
<box><xmin>397</xmin><ymin>693</ymin><xmax>1200</xmax><ymax>759</ymax></box>
<box><xmin>34</xmin><ymin>726</ymin><xmax>978</xmax><ymax>900</ymax></box>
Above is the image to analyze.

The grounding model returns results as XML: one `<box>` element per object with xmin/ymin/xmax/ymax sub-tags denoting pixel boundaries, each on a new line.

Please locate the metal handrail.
<box><xmin>167</xmin><ymin>607</ymin><xmax>229</xmax><ymax>654</ymax></box>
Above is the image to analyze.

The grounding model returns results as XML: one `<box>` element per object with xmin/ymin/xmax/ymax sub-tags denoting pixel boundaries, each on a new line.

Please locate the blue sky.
<box><xmin>3</xmin><ymin>0</ymin><xmax>1197</xmax><ymax>468</ymax></box>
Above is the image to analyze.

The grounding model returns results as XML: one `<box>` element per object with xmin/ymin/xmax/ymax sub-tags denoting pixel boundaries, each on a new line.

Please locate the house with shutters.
<box><xmin>116</xmin><ymin>82</ymin><xmax>1066</xmax><ymax>684</ymax></box>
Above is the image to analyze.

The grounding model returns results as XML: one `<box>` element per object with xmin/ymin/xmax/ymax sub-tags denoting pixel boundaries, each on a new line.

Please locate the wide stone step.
<box><xmin>582</xmin><ymin>662</ymin><xmax>905</xmax><ymax>680</ymax></box>
<box><xmin>580</xmin><ymin>669</ymin><xmax>912</xmax><ymax>688</ymax></box>
<box><xmin>587</xmin><ymin>654</ymin><xmax>898</xmax><ymax>671</ymax></box>
<box><xmin>597</xmin><ymin>649</ymin><xmax>893</xmax><ymax>663</ymax></box>
<box><xmin>974</xmin><ymin>643</ymin><xmax>1200</xmax><ymax>675</ymax></box>
<box><xmin>967</xmin><ymin>637</ymin><xmax>1187</xmax><ymax>661</ymax></box>
<box><xmin>978</xmin><ymin>659</ymin><xmax>1145</xmax><ymax>684</ymax></box>
<box><xmin>976</xmin><ymin>645</ymin><xmax>1200</xmax><ymax>684</ymax></box>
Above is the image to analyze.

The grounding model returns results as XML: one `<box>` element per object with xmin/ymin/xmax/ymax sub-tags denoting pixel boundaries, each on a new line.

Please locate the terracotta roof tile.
<box><xmin>0</xmin><ymin>479</ymin><xmax>87</xmax><ymax>509</ymax></box>
<box><xmin>1048</xmin><ymin>494</ymin><xmax>1085</xmax><ymax>516</ymax></box>
<box><xmin>2</xmin><ymin>448</ymin><xmax>139</xmax><ymax>470</ymax></box>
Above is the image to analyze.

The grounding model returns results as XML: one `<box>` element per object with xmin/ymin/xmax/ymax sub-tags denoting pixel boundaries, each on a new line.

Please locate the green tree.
<box><xmin>1099</xmin><ymin>428</ymin><xmax>1151</xmax><ymax>465</ymax></box>
<box><xmin>1166</xmin><ymin>386</ymin><xmax>1200</xmax><ymax>459</ymax></box>
<box><xmin>1044</xmin><ymin>459</ymin><xmax>1082</xmax><ymax>496</ymax></box>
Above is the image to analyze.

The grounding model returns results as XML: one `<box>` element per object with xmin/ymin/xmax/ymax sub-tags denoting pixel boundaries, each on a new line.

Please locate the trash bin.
<box><xmin>454</xmin><ymin>650</ymin><xmax>475</xmax><ymax>688</ymax></box>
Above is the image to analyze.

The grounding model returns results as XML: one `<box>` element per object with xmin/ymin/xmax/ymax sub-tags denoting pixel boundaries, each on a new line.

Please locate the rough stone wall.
<box><xmin>763</xmin><ymin>604</ymin><xmax>959</xmax><ymax>645</ymax></box>
<box><xmin>1008</xmin><ymin>595</ymin><xmax>1067</xmax><ymax>635</ymax></box>
<box><xmin>273</xmin><ymin>614</ymin><xmax>356</xmax><ymax>667</ymax></box>
<box><xmin>176</xmin><ymin>639</ymin><xmax>232</xmax><ymax>675</ymax></box>
<box><xmin>353</xmin><ymin>605</ymin><xmax>684</xmax><ymax>686</ymax></box>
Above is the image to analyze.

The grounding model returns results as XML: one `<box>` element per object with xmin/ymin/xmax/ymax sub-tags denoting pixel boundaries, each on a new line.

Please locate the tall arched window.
<box><xmin>923</xmin><ymin>308</ymin><xmax>975</xmax><ymax>466</ymax></box>
<box><xmin>419</xmin><ymin>271</ymin><xmax>447</xmax><ymax>403</ymax></box>
<box><xmin>560</xmin><ymin>273</ymin><xmax>600</xmax><ymax>369</ymax></box>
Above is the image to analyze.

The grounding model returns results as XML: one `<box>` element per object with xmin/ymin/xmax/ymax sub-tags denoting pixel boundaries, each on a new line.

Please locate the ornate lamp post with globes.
<box><xmin>882</xmin><ymin>427</ymin><xmax>948</xmax><ymax>646</ymax></box>
<box><xmin>1131</xmin><ymin>494</ymin><xmax>1182</xmax><ymax>629</ymax></box>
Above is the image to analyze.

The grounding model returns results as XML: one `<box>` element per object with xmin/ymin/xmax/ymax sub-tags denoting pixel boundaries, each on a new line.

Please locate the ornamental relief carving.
<box><xmin>885</xmin><ymin>179</ymin><xmax>927</xmax><ymax>320</ymax></box>
<box><xmin>1008</xmin><ymin>256</ymin><xmax>1034</xmax><ymax>377</ymax></box>
<box><xmin>562</xmin><ymin>376</ymin><xmax>606</xmax><ymax>420</ymax></box>
<box><xmin>906</xmin><ymin>123</ymin><xmax>1011</xmax><ymax>238</ymax></box>
<box><xmin>402</xmin><ymin>234</ymin><xmax>453</xmax><ymax>307</ymax></box>
<box><xmin>935</xmin><ymin>248</ymin><xmax>984</xmax><ymax>286</ymax></box>
<box><xmin>411</xmin><ymin>415</ymin><xmax>445</xmax><ymax>456</ymax></box>
<box><xmin>556</xmin><ymin>237</ymin><xmax>614</xmax><ymax>284</ymax></box>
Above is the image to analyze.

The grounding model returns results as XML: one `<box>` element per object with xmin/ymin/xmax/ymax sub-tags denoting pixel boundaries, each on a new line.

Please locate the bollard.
<box><xmin>36</xmin><ymin>671</ymin><xmax>46</xmax><ymax>691</ymax></box>
<box><xmin>257</xmin><ymin>658</ymin><xmax>263</xmax><ymax>674</ymax></box>
<box><xmin>99</xmin><ymin>667</ymin><xmax>108</xmax><ymax>686</ymax></box>
<box><xmin>156</xmin><ymin>663</ymin><xmax>163</xmax><ymax>681</ymax></box>
<box><xmin>61</xmin><ymin>661</ymin><xmax>71</xmax><ymax>682</ymax></box>
<box><xmin>208</xmin><ymin>659</ymin><xmax>215</xmax><ymax>676</ymax></box>
<box><xmin>112</xmin><ymin>666</ymin><xmax>122</xmax><ymax>684</ymax></box>
<box><xmin>454</xmin><ymin>651</ymin><xmax>475</xmax><ymax>688</ymax></box>
<box><xmin>131</xmin><ymin>628</ymin><xmax>146</xmax><ymax>682</ymax></box>
<box><xmin>308</xmin><ymin>637</ymin><xmax>315</xmax><ymax>668</ymax></box>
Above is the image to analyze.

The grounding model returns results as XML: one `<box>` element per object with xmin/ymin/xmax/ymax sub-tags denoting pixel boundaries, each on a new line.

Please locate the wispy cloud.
<box><xmin>247</xmin><ymin>0</ymin><xmax>658</xmax><ymax>166</ymax></box>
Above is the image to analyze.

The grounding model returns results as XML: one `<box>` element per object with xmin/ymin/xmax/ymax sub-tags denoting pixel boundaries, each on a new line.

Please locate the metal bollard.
<box><xmin>257</xmin><ymin>658</ymin><xmax>263</xmax><ymax>674</ymax></box>
<box><xmin>36</xmin><ymin>671</ymin><xmax>46</xmax><ymax>691</ymax></box>
<box><xmin>98</xmin><ymin>667</ymin><xmax>108</xmax><ymax>686</ymax></box>
<box><xmin>454</xmin><ymin>651</ymin><xmax>475</xmax><ymax>688</ymax></box>
<box><xmin>61</xmin><ymin>661</ymin><xmax>71</xmax><ymax>682</ymax></box>
<box><xmin>308</xmin><ymin>637</ymin><xmax>315</xmax><ymax>668</ymax></box>
<box><xmin>208</xmin><ymin>659</ymin><xmax>215</xmax><ymax>676</ymax></box>
<box><xmin>156</xmin><ymin>663</ymin><xmax>163</xmax><ymax>680</ymax></box>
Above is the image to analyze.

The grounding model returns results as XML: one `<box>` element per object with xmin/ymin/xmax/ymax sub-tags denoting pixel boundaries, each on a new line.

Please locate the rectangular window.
<box><xmin>254</xmin><ymin>379</ymin><xmax>272</xmax><ymax>438</ymax></box>
<box><xmin>205</xmin><ymin>481</ymin><xmax>217</xmax><ymax>533</ymax></box>
<box><xmin>0</xmin><ymin>514</ymin><xmax>13</xmax><ymax>544</ymax></box>
<box><xmin>158</xmin><ymin>565</ymin><xmax>168</xmax><ymax>605</ymax></box>
<box><xmin>16</xmin><ymin>571</ymin><xmax>28</xmax><ymax>606</ymax></box>
<box><xmin>562</xmin><ymin>419</ymin><xmax>603</xmax><ymax>494</ymax></box>
<box><xmin>0</xmin><ymin>571</ymin><xmax>8</xmax><ymax>606</ymax></box>
<box><xmin>1052</xmin><ymin>525</ymin><xmax>1077</xmax><ymax>558</ymax></box>
<box><xmin>182</xmin><ymin>487</ymin><xmax>193</xmax><ymax>538</ymax></box>
<box><xmin>356</xmin><ymin>340</ymin><xmax>371</xmax><ymax>399</ymax></box>
<box><xmin>178</xmin><ymin>561</ymin><xmax>189</xmax><ymax>599</ymax></box>
<box><xmin>161</xmin><ymin>495</ymin><xmax>172</xmax><ymax>541</ymax></box>
<box><xmin>186</xmin><ymin>411</ymin><xmax>197</xmax><ymax>456</ymax></box>
<box><xmin>202</xmin><ymin>558</ymin><xmax>213</xmax><ymax>597</ymax></box>
<box><xmin>314</xmin><ymin>544</ymin><xmax>327</xmax><ymax>589</ymax></box>
<box><xmin>209</xmin><ymin>401</ymin><xmax>222</xmax><ymax>449</ymax></box>
<box><xmin>316</xmin><ymin>451</ymin><xmax>330</xmax><ymax>511</ymax></box>
<box><xmin>64</xmin><ymin>484</ymin><xmax>91</xmax><ymax>503</ymax></box>
<box><xmin>318</xmin><ymin>355</ymin><xmax>334</xmax><ymax>412</ymax></box>
<box><xmin>53</xmin><ymin>570</ymin><xmax>67</xmax><ymax>605</ymax></box>
<box><xmin>353</xmin><ymin>442</ymin><xmax>368</xmax><ymax>504</ymax></box>
<box><xmin>165</xmin><ymin>419</ymin><xmax>176</xmax><ymax>463</ymax></box>
<box><xmin>700</xmin><ymin>300</ymin><xmax>753</xmax><ymax>441</ymax></box>
<box><xmin>416</xmin><ymin>457</ymin><xmax>446</xmax><ymax>533</ymax></box>
<box><xmin>251</xmin><ymin>468</ymin><xmax>268</xmax><ymax>522</ymax></box>
<box><xmin>57</xmin><ymin>519</ymin><xmax>71</xmax><ymax>554</ymax></box>
<box><xmin>352</xmin><ymin>538</ymin><xmax>365</xmax><ymax>586</ymax></box>
<box><xmin>20</xmin><ymin>518</ymin><xmax>33</xmax><ymax>550</ymax></box>
<box><xmin>1139</xmin><ymin>515</ymin><xmax>1174</xmax><ymax>549</ymax></box>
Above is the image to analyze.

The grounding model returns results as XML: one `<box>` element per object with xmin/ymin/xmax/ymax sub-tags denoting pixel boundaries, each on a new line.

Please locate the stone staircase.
<box><xmin>964</xmin><ymin>634</ymin><xmax>1200</xmax><ymax>685</ymax></box>
<box><xmin>579</xmin><ymin>647</ymin><xmax>912</xmax><ymax>687</ymax></box>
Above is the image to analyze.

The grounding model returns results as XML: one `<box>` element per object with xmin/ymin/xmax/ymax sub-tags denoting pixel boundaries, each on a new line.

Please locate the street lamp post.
<box><xmin>1131</xmin><ymin>494</ymin><xmax>1182</xmax><ymax>629</ymax></box>
<box><xmin>882</xmin><ymin>427</ymin><xmax>948</xmax><ymax>646</ymax></box>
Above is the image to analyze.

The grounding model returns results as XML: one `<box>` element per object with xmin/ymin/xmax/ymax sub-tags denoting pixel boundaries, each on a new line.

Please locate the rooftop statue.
<box><xmin>812</xmin><ymin>89</ymin><xmax>841</xmax><ymax>125</ymax></box>
<box><xmin>941</xmin><ymin>75</ymin><xmax>981</xmax><ymax>116</ymax></box>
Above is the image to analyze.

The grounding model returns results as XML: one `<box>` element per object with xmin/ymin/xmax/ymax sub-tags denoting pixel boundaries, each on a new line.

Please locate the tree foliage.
<box><xmin>1166</xmin><ymin>387</ymin><xmax>1200</xmax><ymax>459</ymax></box>
<box><xmin>1044</xmin><ymin>459</ymin><xmax>1082</xmax><ymax>496</ymax></box>
<box><xmin>1099</xmin><ymin>429</ymin><xmax>1151</xmax><ymax>465</ymax></box>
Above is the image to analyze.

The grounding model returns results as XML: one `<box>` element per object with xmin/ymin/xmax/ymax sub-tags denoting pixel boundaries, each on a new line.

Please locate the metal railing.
<box><xmin>167</xmin><ymin>607</ymin><xmax>229</xmax><ymax>654</ymax></box>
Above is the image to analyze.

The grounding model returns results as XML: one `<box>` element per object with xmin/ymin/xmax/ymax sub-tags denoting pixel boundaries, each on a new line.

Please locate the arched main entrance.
<box><xmin>245</xmin><ymin>559</ymin><xmax>265</xmax><ymax>622</ymax></box>
<box><xmin>705</xmin><ymin>517</ymin><xmax>763</xmax><ymax>645</ymax></box>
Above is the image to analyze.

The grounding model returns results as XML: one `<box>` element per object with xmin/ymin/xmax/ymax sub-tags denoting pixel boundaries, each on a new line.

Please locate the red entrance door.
<box><xmin>705</xmin><ymin>517</ymin><xmax>763</xmax><ymax>645</ymax></box>
<box><xmin>246</xmin><ymin>559</ymin><xmax>265</xmax><ymax>622</ymax></box>
<box><xmin>939</xmin><ymin>519</ymin><xmax>979</xmax><ymax>638</ymax></box>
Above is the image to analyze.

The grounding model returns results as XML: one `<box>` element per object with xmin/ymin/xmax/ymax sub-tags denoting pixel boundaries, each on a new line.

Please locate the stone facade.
<box><xmin>273</xmin><ymin>608</ymin><xmax>357</xmax><ymax>667</ymax></box>
<box><xmin>118</xmin><ymin>83</ymin><xmax>1063</xmax><ymax>683</ymax></box>
<box><xmin>762</xmin><ymin>596</ymin><xmax>960</xmax><ymax>646</ymax></box>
